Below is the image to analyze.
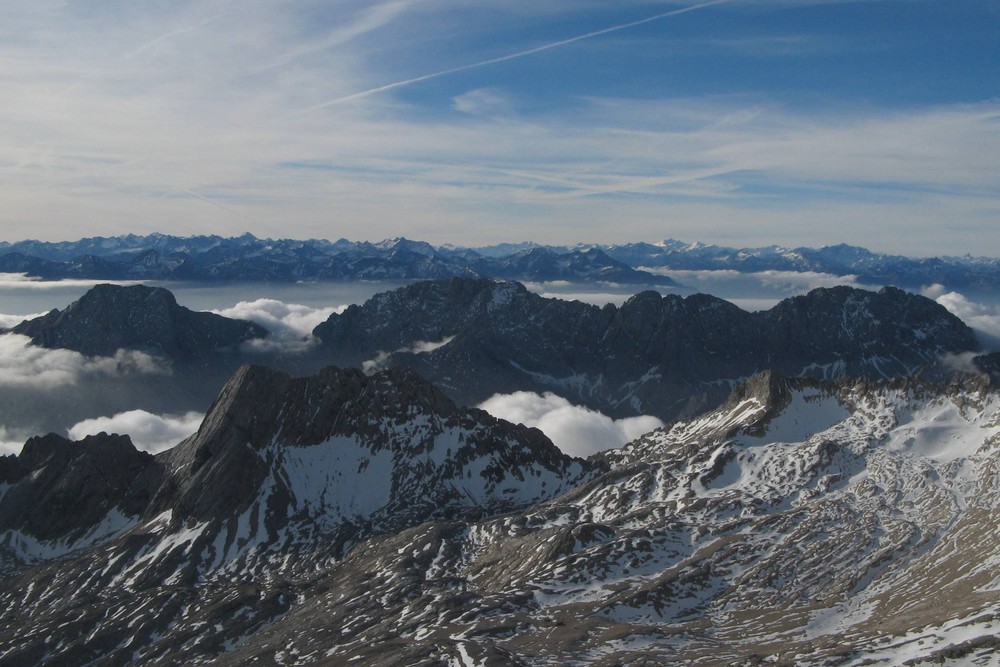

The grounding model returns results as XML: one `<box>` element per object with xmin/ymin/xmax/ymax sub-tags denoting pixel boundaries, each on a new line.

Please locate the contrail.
<box><xmin>183</xmin><ymin>189</ymin><xmax>241</xmax><ymax>216</ymax></box>
<box><xmin>301</xmin><ymin>0</ymin><xmax>732</xmax><ymax>112</ymax></box>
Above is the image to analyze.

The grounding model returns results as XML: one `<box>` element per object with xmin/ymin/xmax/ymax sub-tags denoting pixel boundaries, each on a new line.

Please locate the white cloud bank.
<box><xmin>0</xmin><ymin>334</ymin><xmax>170</xmax><ymax>389</ymax></box>
<box><xmin>0</xmin><ymin>312</ymin><xmax>46</xmax><ymax>329</ymax></box>
<box><xmin>478</xmin><ymin>391</ymin><xmax>664</xmax><ymax>458</ymax></box>
<box><xmin>0</xmin><ymin>274</ymin><xmax>141</xmax><ymax>290</ymax></box>
<box><xmin>922</xmin><ymin>285</ymin><xmax>1000</xmax><ymax>350</ymax></box>
<box><xmin>211</xmin><ymin>299</ymin><xmax>346</xmax><ymax>353</ymax></box>
<box><xmin>67</xmin><ymin>410</ymin><xmax>204</xmax><ymax>455</ymax></box>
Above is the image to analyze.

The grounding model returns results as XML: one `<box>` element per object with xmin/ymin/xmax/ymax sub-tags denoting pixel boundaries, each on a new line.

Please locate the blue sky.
<box><xmin>1</xmin><ymin>0</ymin><xmax>998</xmax><ymax>255</ymax></box>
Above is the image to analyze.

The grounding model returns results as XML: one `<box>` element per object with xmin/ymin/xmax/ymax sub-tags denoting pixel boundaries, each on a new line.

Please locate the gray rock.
<box><xmin>12</xmin><ymin>283</ymin><xmax>267</xmax><ymax>359</ymax></box>
<box><xmin>313</xmin><ymin>278</ymin><xmax>978</xmax><ymax>419</ymax></box>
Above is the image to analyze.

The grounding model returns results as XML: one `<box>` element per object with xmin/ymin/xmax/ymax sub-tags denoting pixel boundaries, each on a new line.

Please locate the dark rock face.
<box><xmin>313</xmin><ymin>279</ymin><xmax>978</xmax><ymax>419</ymax></box>
<box><xmin>0</xmin><ymin>432</ymin><xmax>162</xmax><ymax>542</ymax></box>
<box><xmin>12</xmin><ymin>283</ymin><xmax>267</xmax><ymax>358</ymax></box>
<box><xmin>157</xmin><ymin>363</ymin><xmax>586</xmax><ymax>525</ymax></box>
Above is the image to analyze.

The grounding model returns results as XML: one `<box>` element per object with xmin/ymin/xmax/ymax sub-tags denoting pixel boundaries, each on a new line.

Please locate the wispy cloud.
<box><xmin>0</xmin><ymin>1</ymin><xmax>997</xmax><ymax>255</ymax></box>
<box><xmin>362</xmin><ymin>336</ymin><xmax>455</xmax><ymax>374</ymax></box>
<box><xmin>301</xmin><ymin>0</ymin><xmax>733</xmax><ymax>111</ymax></box>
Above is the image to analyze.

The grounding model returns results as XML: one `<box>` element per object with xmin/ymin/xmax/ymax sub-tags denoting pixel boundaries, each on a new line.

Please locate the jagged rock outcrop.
<box><xmin>0</xmin><ymin>432</ymin><xmax>162</xmax><ymax>543</ymax></box>
<box><xmin>12</xmin><ymin>283</ymin><xmax>267</xmax><ymax>359</ymax></box>
<box><xmin>155</xmin><ymin>363</ymin><xmax>587</xmax><ymax>528</ymax></box>
<box><xmin>313</xmin><ymin>278</ymin><xmax>978</xmax><ymax>420</ymax></box>
<box><xmin>0</xmin><ymin>363</ymin><xmax>592</xmax><ymax>666</ymax></box>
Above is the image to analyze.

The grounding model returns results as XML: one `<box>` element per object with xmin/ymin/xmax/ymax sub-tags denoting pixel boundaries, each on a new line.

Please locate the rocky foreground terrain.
<box><xmin>2</xmin><ymin>365</ymin><xmax>1000</xmax><ymax>665</ymax></box>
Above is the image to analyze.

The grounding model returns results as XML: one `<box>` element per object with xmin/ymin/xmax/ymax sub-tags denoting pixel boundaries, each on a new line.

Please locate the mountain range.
<box><xmin>312</xmin><ymin>278</ymin><xmax>976</xmax><ymax>420</ymax></box>
<box><xmin>3</xmin><ymin>233</ymin><xmax>1000</xmax><ymax>289</ymax></box>
<box><xmin>2</xmin><ymin>276</ymin><xmax>1000</xmax><ymax>664</ymax></box>
<box><xmin>2</xmin><ymin>279</ymin><xmax>982</xmax><ymax>425</ymax></box>
<box><xmin>2</xmin><ymin>367</ymin><xmax>1000</xmax><ymax>665</ymax></box>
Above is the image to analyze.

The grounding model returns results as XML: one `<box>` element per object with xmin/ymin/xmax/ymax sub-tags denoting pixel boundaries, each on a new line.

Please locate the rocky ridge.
<box><xmin>0</xmin><ymin>235</ymin><xmax>676</xmax><ymax>286</ymax></box>
<box><xmin>0</xmin><ymin>363</ymin><xmax>589</xmax><ymax>665</ymax></box>
<box><xmin>313</xmin><ymin>278</ymin><xmax>978</xmax><ymax>420</ymax></box>
<box><xmin>5</xmin><ymin>233</ymin><xmax>1000</xmax><ymax>289</ymax></box>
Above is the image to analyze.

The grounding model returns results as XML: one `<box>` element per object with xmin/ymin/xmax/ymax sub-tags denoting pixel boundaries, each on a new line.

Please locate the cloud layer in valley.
<box><xmin>478</xmin><ymin>391</ymin><xmax>664</xmax><ymax>457</ymax></box>
<box><xmin>211</xmin><ymin>299</ymin><xmax>346</xmax><ymax>353</ymax></box>
<box><xmin>922</xmin><ymin>285</ymin><xmax>1000</xmax><ymax>350</ymax></box>
<box><xmin>67</xmin><ymin>410</ymin><xmax>204</xmax><ymax>454</ymax></box>
<box><xmin>0</xmin><ymin>334</ymin><xmax>170</xmax><ymax>389</ymax></box>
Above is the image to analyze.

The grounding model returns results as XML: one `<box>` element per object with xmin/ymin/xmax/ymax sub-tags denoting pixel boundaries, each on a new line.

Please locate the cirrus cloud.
<box><xmin>478</xmin><ymin>391</ymin><xmax>663</xmax><ymax>458</ymax></box>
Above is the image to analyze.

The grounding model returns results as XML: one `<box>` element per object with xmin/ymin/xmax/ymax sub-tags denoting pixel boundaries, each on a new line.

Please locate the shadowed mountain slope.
<box><xmin>313</xmin><ymin>278</ymin><xmax>978</xmax><ymax>420</ymax></box>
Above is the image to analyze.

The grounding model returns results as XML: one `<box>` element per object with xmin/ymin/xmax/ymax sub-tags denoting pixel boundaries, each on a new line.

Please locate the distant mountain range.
<box><xmin>2</xmin><ymin>233</ymin><xmax>999</xmax><ymax>289</ymax></box>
